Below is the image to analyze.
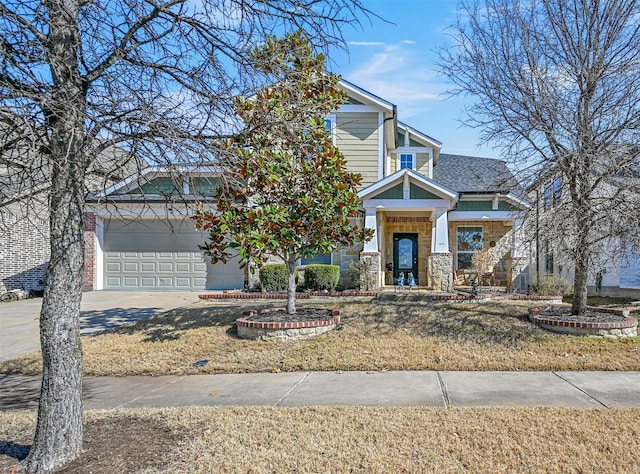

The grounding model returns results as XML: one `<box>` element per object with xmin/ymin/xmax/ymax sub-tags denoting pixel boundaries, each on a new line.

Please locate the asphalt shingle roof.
<box><xmin>434</xmin><ymin>153</ymin><xmax>523</xmax><ymax>195</ymax></box>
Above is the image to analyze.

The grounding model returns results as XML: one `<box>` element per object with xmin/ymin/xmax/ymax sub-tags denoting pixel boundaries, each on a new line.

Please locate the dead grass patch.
<box><xmin>2</xmin><ymin>300</ymin><xmax>639</xmax><ymax>376</ymax></box>
<box><xmin>2</xmin><ymin>407</ymin><xmax>640</xmax><ymax>473</ymax></box>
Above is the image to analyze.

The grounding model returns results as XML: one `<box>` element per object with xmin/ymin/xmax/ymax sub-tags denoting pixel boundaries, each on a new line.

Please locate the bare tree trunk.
<box><xmin>22</xmin><ymin>169</ymin><xmax>85</xmax><ymax>472</ymax></box>
<box><xmin>21</xmin><ymin>0</ymin><xmax>86</xmax><ymax>471</ymax></box>
<box><xmin>286</xmin><ymin>256</ymin><xmax>297</xmax><ymax>314</ymax></box>
<box><xmin>572</xmin><ymin>241</ymin><xmax>590</xmax><ymax>316</ymax></box>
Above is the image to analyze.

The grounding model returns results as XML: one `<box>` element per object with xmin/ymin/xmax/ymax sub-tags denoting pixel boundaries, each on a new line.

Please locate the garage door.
<box><xmin>103</xmin><ymin>218</ymin><xmax>244</xmax><ymax>290</ymax></box>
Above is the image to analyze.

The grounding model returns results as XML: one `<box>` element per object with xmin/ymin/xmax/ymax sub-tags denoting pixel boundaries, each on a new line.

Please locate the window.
<box><xmin>399</xmin><ymin>153</ymin><xmax>414</xmax><ymax>170</ymax></box>
<box><xmin>553</xmin><ymin>177</ymin><xmax>562</xmax><ymax>201</ymax></box>
<box><xmin>324</xmin><ymin>115</ymin><xmax>336</xmax><ymax>144</ymax></box>
<box><xmin>543</xmin><ymin>177</ymin><xmax>562</xmax><ymax>209</ymax></box>
<box><xmin>456</xmin><ymin>226</ymin><xmax>483</xmax><ymax>269</ymax></box>
<box><xmin>301</xmin><ymin>253</ymin><xmax>331</xmax><ymax>266</ymax></box>
<box><xmin>620</xmin><ymin>245</ymin><xmax>640</xmax><ymax>289</ymax></box>
<box><xmin>543</xmin><ymin>183</ymin><xmax>553</xmax><ymax>209</ymax></box>
<box><xmin>544</xmin><ymin>241</ymin><xmax>554</xmax><ymax>274</ymax></box>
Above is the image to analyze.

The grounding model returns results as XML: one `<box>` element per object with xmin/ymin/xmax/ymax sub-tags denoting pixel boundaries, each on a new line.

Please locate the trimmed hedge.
<box><xmin>259</xmin><ymin>264</ymin><xmax>298</xmax><ymax>292</ymax></box>
<box><xmin>304</xmin><ymin>264</ymin><xmax>340</xmax><ymax>291</ymax></box>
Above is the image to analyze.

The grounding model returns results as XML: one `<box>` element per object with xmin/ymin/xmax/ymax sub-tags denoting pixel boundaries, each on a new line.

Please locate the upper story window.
<box><xmin>553</xmin><ymin>177</ymin><xmax>562</xmax><ymax>200</ymax></box>
<box><xmin>324</xmin><ymin>114</ymin><xmax>336</xmax><ymax>145</ymax></box>
<box><xmin>543</xmin><ymin>177</ymin><xmax>562</xmax><ymax>209</ymax></box>
<box><xmin>399</xmin><ymin>152</ymin><xmax>414</xmax><ymax>170</ymax></box>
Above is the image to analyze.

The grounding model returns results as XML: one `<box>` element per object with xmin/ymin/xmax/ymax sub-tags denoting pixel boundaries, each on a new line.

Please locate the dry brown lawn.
<box><xmin>2</xmin><ymin>406</ymin><xmax>640</xmax><ymax>473</ymax></box>
<box><xmin>2</xmin><ymin>299</ymin><xmax>640</xmax><ymax>376</ymax></box>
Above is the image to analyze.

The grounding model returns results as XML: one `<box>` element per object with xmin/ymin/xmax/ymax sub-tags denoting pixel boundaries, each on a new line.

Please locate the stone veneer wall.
<box><xmin>0</xmin><ymin>211</ymin><xmax>50</xmax><ymax>292</ymax></box>
<box><xmin>429</xmin><ymin>253</ymin><xmax>453</xmax><ymax>291</ymax></box>
<box><xmin>449</xmin><ymin>220</ymin><xmax>515</xmax><ymax>285</ymax></box>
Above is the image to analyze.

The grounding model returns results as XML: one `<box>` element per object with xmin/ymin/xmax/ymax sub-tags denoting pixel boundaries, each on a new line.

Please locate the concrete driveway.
<box><xmin>0</xmin><ymin>291</ymin><xmax>201</xmax><ymax>361</ymax></box>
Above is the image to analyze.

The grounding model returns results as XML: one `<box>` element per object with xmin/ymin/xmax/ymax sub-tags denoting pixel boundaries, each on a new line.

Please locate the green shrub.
<box><xmin>304</xmin><ymin>264</ymin><xmax>340</xmax><ymax>291</ymax></box>
<box><xmin>259</xmin><ymin>264</ymin><xmax>297</xmax><ymax>292</ymax></box>
<box><xmin>347</xmin><ymin>258</ymin><xmax>377</xmax><ymax>291</ymax></box>
<box><xmin>534</xmin><ymin>274</ymin><xmax>572</xmax><ymax>296</ymax></box>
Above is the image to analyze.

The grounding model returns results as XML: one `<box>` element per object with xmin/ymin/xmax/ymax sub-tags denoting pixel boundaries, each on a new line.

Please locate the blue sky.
<box><xmin>328</xmin><ymin>0</ymin><xmax>500</xmax><ymax>158</ymax></box>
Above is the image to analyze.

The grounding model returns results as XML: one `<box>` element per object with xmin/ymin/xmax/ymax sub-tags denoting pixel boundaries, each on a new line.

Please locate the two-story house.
<box><xmin>83</xmin><ymin>80</ymin><xmax>530</xmax><ymax>292</ymax></box>
<box><xmin>532</xmin><ymin>170</ymin><xmax>640</xmax><ymax>298</ymax></box>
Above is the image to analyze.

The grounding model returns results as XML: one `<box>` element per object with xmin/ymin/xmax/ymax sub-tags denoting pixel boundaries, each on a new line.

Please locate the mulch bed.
<box><xmin>0</xmin><ymin>416</ymin><xmax>180</xmax><ymax>474</ymax></box>
<box><xmin>536</xmin><ymin>306</ymin><xmax>630</xmax><ymax>323</ymax></box>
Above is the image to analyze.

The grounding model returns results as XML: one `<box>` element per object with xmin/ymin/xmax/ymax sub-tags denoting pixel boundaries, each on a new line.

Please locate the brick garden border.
<box><xmin>236</xmin><ymin>307</ymin><xmax>341</xmax><ymax>341</ymax></box>
<box><xmin>528</xmin><ymin>306</ymin><xmax>638</xmax><ymax>338</ymax></box>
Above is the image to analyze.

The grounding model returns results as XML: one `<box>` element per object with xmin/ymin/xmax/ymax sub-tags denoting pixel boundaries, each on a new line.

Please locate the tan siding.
<box><xmin>390</xmin><ymin>152</ymin><xmax>397</xmax><ymax>174</ymax></box>
<box><xmin>336</xmin><ymin>112</ymin><xmax>379</xmax><ymax>188</ymax></box>
<box><xmin>416</xmin><ymin>153</ymin><xmax>430</xmax><ymax>176</ymax></box>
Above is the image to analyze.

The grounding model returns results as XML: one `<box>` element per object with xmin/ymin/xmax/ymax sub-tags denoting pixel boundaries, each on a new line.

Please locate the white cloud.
<box><xmin>401</xmin><ymin>40</ymin><xmax>417</xmax><ymax>44</ymax></box>
<box><xmin>343</xmin><ymin>42</ymin><xmax>446</xmax><ymax>121</ymax></box>
<box><xmin>347</xmin><ymin>41</ymin><xmax>386</xmax><ymax>46</ymax></box>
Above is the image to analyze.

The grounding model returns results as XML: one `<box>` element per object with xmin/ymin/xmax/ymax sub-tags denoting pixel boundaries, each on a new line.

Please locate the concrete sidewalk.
<box><xmin>2</xmin><ymin>371</ymin><xmax>639</xmax><ymax>411</ymax></box>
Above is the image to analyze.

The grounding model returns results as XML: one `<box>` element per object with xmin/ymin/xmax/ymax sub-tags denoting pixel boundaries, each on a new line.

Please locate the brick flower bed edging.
<box><xmin>199</xmin><ymin>291</ymin><xmax>376</xmax><ymax>301</ymax></box>
<box><xmin>236</xmin><ymin>307</ymin><xmax>341</xmax><ymax>341</ymax></box>
<box><xmin>528</xmin><ymin>306</ymin><xmax>638</xmax><ymax>338</ymax></box>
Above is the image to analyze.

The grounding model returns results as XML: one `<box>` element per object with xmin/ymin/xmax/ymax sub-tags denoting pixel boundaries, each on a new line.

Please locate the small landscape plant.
<box><xmin>259</xmin><ymin>264</ymin><xmax>297</xmax><ymax>292</ymax></box>
<box><xmin>534</xmin><ymin>274</ymin><xmax>572</xmax><ymax>296</ymax></box>
<box><xmin>348</xmin><ymin>257</ymin><xmax>377</xmax><ymax>291</ymax></box>
<box><xmin>304</xmin><ymin>264</ymin><xmax>340</xmax><ymax>291</ymax></box>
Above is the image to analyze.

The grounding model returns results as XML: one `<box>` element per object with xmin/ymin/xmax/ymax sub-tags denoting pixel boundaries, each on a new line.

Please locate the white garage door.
<box><xmin>103</xmin><ymin>218</ymin><xmax>244</xmax><ymax>290</ymax></box>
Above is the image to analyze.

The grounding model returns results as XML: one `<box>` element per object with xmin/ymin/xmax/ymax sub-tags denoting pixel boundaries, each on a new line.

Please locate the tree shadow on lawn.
<box><xmin>0</xmin><ymin>440</ymin><xmax>30</xmax><ymax>465</ymax></box>
<box><xmin>79</xmin><ymin>307</ymin><xmax>160</xmax><ymax>336</ymax></box>
<box><xmin>107</xmin><ymin>302</ymin><xmax>283</xmax><ymax>343</ymax></box>
<box><xmin>343</xmin><ymin>301</ymin><xmax>551</xmax><ymax>346</ymax></box>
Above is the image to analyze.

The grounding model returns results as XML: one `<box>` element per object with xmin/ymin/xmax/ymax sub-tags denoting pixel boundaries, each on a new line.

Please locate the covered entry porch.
<box><xmin>358</xmin><ymin>168</ymin><xmax>458</xmax><ymax>291</ymax></box>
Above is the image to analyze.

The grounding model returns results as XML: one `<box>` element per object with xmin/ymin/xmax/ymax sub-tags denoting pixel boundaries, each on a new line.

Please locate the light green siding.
<box><xmin>374</xmin><ymin>184</ymin><xmax>403</xmax><ymax>199</ymax></box>
<box><xmin>337</xmin><ymin>112</ymin><xmax>379</xmax><ymax>188</ymax></box>
<box><xmin>190</xmin><ymin>177</ymin><xmax>220</xmax><ymax>196</ymax></box>
<box><xmin>498</xmin><ymin>201</ymin><xmax>519</xmax><ymax>211</ymax></box>
<box><xmin>127</xmin><ymin>177</ymin><xmax>180</xmax><ymax>195</ymax></box>
<box><xmin>456</xmin><ymin>200</ymin><xmax>521</xmax><ymax>211</ymax></box>
<box><xmin>410</xmin><ymin>184</ymin><xmax>439</xmax><ymax>199</ymax></box>
<box><xmin>456</xmin><ymin>201</ymin><xmax>493</xmax><ymax>211</ymax></box>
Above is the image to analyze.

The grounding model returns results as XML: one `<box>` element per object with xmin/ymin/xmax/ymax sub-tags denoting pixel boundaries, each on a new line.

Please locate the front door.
<box><xmin>393</xmin><ymin>233</ymin><xmax>419</xmax><ymax>281</ymax></box>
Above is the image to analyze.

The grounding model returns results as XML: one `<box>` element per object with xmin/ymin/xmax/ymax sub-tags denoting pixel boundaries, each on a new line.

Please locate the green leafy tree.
<box><xmin>194</xmin><ymin>31</ymin><xmax>372</xmax><ymax>314</ymax></box>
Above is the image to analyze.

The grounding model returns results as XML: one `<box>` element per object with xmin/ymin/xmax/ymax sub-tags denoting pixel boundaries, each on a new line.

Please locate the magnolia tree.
<box><xmin>194</xmin><ymin>32</ymin><xmax>373</xmax><ymax>313</ymax></box>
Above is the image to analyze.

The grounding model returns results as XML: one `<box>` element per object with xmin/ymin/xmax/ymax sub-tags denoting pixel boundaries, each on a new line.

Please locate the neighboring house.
<box><xmin>81</xmin><ymin>80</ymin><xmax>531</xmax><ymax>292</ymax></box>
<box><xmin>0</xmin><ymin>144</ymin><xmax>140</xmax><ymax>293</ymax></box>
<box><xmin>532</xmin><ymin>172</ymin><xmax>640</xmax><ymax>298</ymax></box>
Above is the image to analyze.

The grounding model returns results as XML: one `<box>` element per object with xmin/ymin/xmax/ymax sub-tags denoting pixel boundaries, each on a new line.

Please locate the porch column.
<box><xmin>94</xmin><ymin>215</ymin><xmax>105</xmax><ymax>290</ymax></box>
<box><xmin>432</xmin><ymin>210</ymin><xmax>450</xmax><ymax>253</ymax></box>
<box><xmin>429</xmin><ymin>210</ymin><xmax>453</xmax><ymax>291</ymax></box>
<box><xmin>363</xmin><ymin>209</ymin><xmax>379</xmax><ymax>252</ymax></box>
<box><xmin>360</xmin><ymin>209</ymin><xmax>382</xmax><ymax>289</ymax></box>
